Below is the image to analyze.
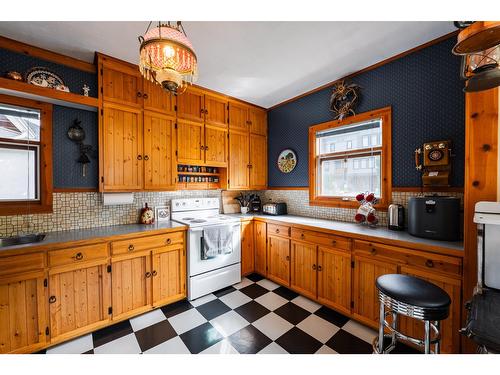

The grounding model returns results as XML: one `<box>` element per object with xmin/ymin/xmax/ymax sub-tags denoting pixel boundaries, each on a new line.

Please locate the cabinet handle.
<box><xmin>73</xmin><ymin>252</ymin><xmax>84</xmax><ymax>260</ymax></box>
<box><xmin>137</xmin><ymin>92</ymin><xmax>142</xmax><ymax>98</ymax></box>
<box><xmin>137</xmin><ymin>155</ymin><xmax>142</xmax><ymax>160</ymax></box>
<box><xmin>370</xmin><ymin>247</ymin><xmax>376</xmax><ymax>254</ymax></box>
<box><xmin>200</xmin><ymin>109</ymin><xmax>205</xmax><ymax>114</ymax></box>
<box><xmin>275</xmin><ymin>229</ymin><xmax>280</xmax><ymax>233</ymax></box>
<box><xmin>200</xmin><ymin>145</ymin><xmax>205</xmax><ymax>150</ymax></box>
<box><xmin>312</xmin><ymin>264</ymin><xmax>316</xmax><ymax>270</ymax></box>
<box><xmin>300</xmin><ymin>233</ymin><xmax>305</xmax><ymax>239</ymax></box>
<box><xmin>49</xmin><ymin>296</ymin><xmax>57</xmax><ymax>304</ymax></box>
<box><xmin>425</xmin><ymin>259</ymin><xmax>434</xmax><ymax>268</ymax></box>
<box><xmin>128</xmin><ymin>244</ymin><xmax>135</xmax><ymax>251</ymax></box>
<box><xmin>205</xmin><ymin>109</ymin><xmax>208</xmax><ymax>114</ymax></box>
<box><xmin>145</xmin><ymin>271</ymin><xmax>151</xmax><ymax>278</ymax></box>
<box><xmin>286</xmin><ymin>255</ymin><xmax>290</xmax><ymax>261</ymax></box>
<box><xmin>143</xmin><ymin>93</ymin><xmax>148</xmax><ymax>99</ymax></box>
<box><xmin>152</xmin><ymin>270</ymin><xmax>158</xmax><ymax>277</ymax></box>
<box><xmin>166</xmin><ymin>238</ymin><xmax>172</xmax><ymax>245</ymax></box>
<box><xmin>205</xmin><ymin>146</ymin><xmax>209</xmax><ymax>150</ymax></box>
<box><xmin>332</xmin><ymin>240</ymin><xmax>337</xmax><ymax>246</ymax></box>
<box><xmin>144</xmin><ymin>155</ymin><xmax>149</xmax><ymax>161</ymax></box>
<box><xmin>318</xmin><ymin>265</ymin><xmax>322</xmax><ymax>272</ymax></box>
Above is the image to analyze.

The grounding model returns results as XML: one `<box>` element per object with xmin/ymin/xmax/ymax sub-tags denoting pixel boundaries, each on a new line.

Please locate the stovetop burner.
<box><xmin>190</xmin><ymin>219</ymin><xmax>207</xmax><ymax>223</ymax></box>
<box><xmin>182</xmin><ymin>217</ymin><xmax>195</xmax><ymax>220</ymax></box>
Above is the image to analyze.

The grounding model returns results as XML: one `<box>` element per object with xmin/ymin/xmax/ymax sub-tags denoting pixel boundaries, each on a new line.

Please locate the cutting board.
<box><xmin>222</xmin><ymin>190</ymin><xmax>242</xmax><ymax>214</ymax></box>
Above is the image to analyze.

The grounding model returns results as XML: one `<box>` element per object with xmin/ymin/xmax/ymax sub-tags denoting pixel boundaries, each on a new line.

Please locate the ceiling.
<box><xmin>0</xmin><ymin>21</ymin><xmax>456</xmax><ymax>108</ymax></box>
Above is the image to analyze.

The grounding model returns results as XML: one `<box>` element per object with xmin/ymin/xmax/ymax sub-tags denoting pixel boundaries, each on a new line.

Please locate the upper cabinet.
<box><xmin>228</xmin><ymin>102</ymin><xmax>250</xmax><ymax>131</ymax></box>
<box><xmin>176</xmin><ymin>86</ymin><xmax>205</xmax><ymax>123</ymax></box>
<box><xmin>204</xmin><ymin>93</ymin><xmax>229</xmax><ymax>128</ymax></box>
<box><xmin>101</xmin><ymin>56</ymin><xmax>143</xmax><ymax>108</ymax></box>
<box><xmin>142</xmin><ymin>79</ymin><xmax>176</xmax><ymax>115</ymax></box>
<box><xmin>249</xmin><ymin>107</ymin><xmax>267</xmax><ymax>136</ymax></box>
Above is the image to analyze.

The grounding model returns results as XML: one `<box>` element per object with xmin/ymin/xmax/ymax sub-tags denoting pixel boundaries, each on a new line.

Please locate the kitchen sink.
<box><xmin>0</xmin><ymin>234</ymin><xmax>46</xmax><ymax>248</ymax></box>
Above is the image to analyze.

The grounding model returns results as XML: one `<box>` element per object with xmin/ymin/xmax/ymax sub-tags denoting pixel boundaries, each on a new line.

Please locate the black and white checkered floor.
<box><xmin>38</xmin><ymin>273</ymin><xmax>419</xmax><ymax>354</ymax></box>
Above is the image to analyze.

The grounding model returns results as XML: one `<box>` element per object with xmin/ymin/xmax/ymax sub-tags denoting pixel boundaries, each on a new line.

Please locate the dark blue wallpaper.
<box><xmin>52</xmin><ymin>106</ymin><xmax>98</xmax><ymax>189</ymax></box>
<box><xmin>0</xmin><ymin>48</ymin><xmax>97</xmax><ymax>97</ymax></box>
<box><xmin>267</xmin><ymin>37</ymin><xmax>465</xmax><ymax>187</ymax></box>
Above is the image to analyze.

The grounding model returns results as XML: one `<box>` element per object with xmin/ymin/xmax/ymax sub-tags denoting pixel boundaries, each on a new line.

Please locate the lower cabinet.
<box><xmin>0</xmin><ymin>271</ymin><xmax>48</xmax><ymax>354</ymax></box>
<box><xmin>267</xmin><ymin>235</ymin><xmax>290</xmax><ymax>285</ymax></box>
<box><xmin>48</xmin><ymin>261</ymin><xmax>111</xmax><ymax>343</ymax></box>
<box><xmin>241</xmin><ymin>221</ymin><xmax>255</xmax><ymax>276</ymax></box>
<box><xmin>290</xmin><ymin>240</ymin><xmax>317</xmax><ymax>300</ymax></box>
<box><xmin>317</xmin><ymin>246</ymin><xmax>352</xmax><ymax>315</ymax></box>
<box><xmin>254</xmin><ymin>221</ymin><xmax>267</xmax><ymax>275</ymax></box>
<box><xmin>152</xmin><ymin>245</ymin><xmax>186</xmax><ymax>306</ymax></box>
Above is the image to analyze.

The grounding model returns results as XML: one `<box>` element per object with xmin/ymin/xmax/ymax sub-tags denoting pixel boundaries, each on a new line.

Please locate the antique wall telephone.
<box><xmin>414</xmin><ymin>140</ymin><xmax>452</xmax><ymax>186</ymax></box>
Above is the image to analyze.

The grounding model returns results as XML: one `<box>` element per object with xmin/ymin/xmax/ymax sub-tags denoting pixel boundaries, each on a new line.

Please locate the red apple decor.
<box><xmin>354</xmin><ymin>192</ymin><xmax>379</xmax><ymax>227</ymax></box>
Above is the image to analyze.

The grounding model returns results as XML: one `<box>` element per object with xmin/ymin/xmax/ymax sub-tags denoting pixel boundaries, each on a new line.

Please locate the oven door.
<box><xmin>188</xmin><ymin>222</ymin><xmax>241</xmax><ymax>277</ymax></box>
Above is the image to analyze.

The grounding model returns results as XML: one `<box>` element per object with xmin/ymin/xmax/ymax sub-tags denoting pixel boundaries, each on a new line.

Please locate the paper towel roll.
<box><xmin>102</xmin><ymin>193</ymin><xmax>135</xmax><ymax>206</ymax></box>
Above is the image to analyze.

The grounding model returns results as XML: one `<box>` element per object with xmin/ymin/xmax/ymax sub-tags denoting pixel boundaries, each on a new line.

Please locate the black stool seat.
<box><xmin>376</xmin><ymin>274</ymin><xmax>451</xmax><ymax>320</ymax></box>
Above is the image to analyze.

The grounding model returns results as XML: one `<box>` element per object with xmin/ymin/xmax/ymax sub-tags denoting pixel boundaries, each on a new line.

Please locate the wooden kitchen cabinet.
<box><xmin>228</xmin><ymin>129</ymin><xmax>250</xmax><ymax>189</ymax></box>
<box><xmin>317</xmin><ymin>246</ymin><xmax>352</xmax><ymax>315</ymax></box>
<box><xmin>101</xmin><ymin>103</ymin><xmax>144</xmax><ymax>191</ymax></box>
<box><xmin>142</xmin><ymin>78</ymin><xmax>176</xmax><ymax>115</ymax></box>
<box><xmin>152</xmin><ymin>245</ymin><xmax>186</xmax><ymax>307</ymax></box>
<box><xmin>101</xmin><ymin>58</ymin><xmax>143</xmax><ymax>108</ymax></box>
<box><xmin>204</xmin><ymin>93</ymin><xmax>228</xmax><ymax>128</ymax></box>
<box><xmin>254</xmin><ymin>221</ymin><xmax>267</xmax><ymax>275</ymax></box>
<box><xmin>111</xmin><ymin>253</ymin><xmax>152</xmax><ymax>321</ymax></box>
<box><xmin>249</xmin><ymin>134</ymin><xmax>267</xmax><ymax>189</ymax></box>
<box><xmin>143</xmin><ymin>111</ymin><xmax>177</xmax><ymax>190</ymax></box>
<box><xmin>176</xmin><ymin>86</ymin><xmax>205</xmax><ymax>123</ymax></box>
<box><xmin>205</xmin><ymin>125</ymin><xmax>228</xmax><ymax>167</ymax></box>
<box><xmin>48</xmin><ymin>260</ymin><xmax>111</xmax><ymax>343</ymax></box>
<box><xmin>249</xmin><ymin>107</ymin><xmax>267</xmax><ymax>136</ymax></box>
<box><xmin>290</xmin><ymin>240</ymin><xmax>317</xmax><ymax>300</ymax></box>
<box><xmin>176</xmin><ymin>119</ymin><xmax>205</xmax><ymax>165</ymax></box>
<box><xmin>0</xmin><ymin>271</ymin><xmax>48</xmax><ymax>354</ymax></box>
<box><xmin>228</xmin><ymin>101</ymin><xmax>249</xmax><ymax>131</ymax></box>
<box><xmin>267</xmin><ymin>235</ymin><xmax>290</xmax><ymax>286</ymax></box>
<box><xmin>241</xmin><ymin>221</ymin><xmax>255</xmax><ymax>276</ymax></box>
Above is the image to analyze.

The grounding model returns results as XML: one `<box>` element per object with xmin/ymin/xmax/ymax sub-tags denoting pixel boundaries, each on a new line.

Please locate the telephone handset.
<box><xmin>415</xmin><ymin>140</ymin><xmax>452</xmax><ymax>186</ymax></box>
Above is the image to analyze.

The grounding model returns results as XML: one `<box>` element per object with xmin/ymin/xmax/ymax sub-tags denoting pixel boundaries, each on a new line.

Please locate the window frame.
<box><xmin>308</xmin><ymin>106</ymin><xmax>392</xmax><ymax>209</ymax></box>
<box><xmin>0</xmin><ymin>94</ymin><xmax>53</xmax><ymax>215</ymax></box>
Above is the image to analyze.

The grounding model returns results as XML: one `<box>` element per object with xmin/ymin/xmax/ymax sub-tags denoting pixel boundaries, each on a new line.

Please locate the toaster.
<box><xmin>262</xmin><ymin>202</ymin><xmax>287</xmax><ymax>216</ymax></box>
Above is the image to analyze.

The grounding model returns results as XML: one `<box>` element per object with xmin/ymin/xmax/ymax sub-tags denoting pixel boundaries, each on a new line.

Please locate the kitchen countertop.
<box><xmin>228</xmin><ymin>213</ymin><xmax>463</xmax><ymax>254</ymax></box>
<box><xmin>0</xmin><ymin>221</ymin><xmax>187</xmax><ymax>253</ymax></box>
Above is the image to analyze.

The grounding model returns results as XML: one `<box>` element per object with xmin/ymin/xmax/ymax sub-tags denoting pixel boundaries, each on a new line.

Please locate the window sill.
<box><xmin>309</xmin><ymin>198</ymin><xmax>389</xmax><ymax>211</ymax></box>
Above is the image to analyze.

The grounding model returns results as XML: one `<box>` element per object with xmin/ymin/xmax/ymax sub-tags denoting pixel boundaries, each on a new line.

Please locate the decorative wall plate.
<box><xmin>25</xmin><ymin>67</ymin><xmax>69</xmax><ymax>91</ymax></box>
<box><xmin>277</xmin><ymin>149</ymin><xmax>297</xmax><ymax>173</ymax></box>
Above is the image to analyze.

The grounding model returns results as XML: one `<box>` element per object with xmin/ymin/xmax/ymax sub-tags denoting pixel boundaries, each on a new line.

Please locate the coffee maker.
<box><xmin>249</xmin><ymin>195</ymin><xmax>262</xmax><ymax>213</ymax></box>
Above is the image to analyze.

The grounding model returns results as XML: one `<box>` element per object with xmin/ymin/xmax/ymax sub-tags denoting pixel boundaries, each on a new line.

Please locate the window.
<box><xmin>0</xmin><ymin>95</ymin><xmax>53</xmax><ymax>215</ymax></box>
<box><xmin>309</xmin><ymin>107</ymin><xmax>391</xmax><ymax>208</ymax></box>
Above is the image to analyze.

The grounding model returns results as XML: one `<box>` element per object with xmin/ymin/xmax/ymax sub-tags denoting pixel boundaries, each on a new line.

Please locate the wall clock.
<box><xmin>277</xmin><ymin>149</ymin><xmax>297</xmax><ymax>173</ymax></box>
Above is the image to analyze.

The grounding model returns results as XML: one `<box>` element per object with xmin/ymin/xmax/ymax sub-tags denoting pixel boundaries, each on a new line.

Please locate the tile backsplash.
<box><xmin>0</xmin><ymin>189</ymin><xmax>463</xmax><ymax>237</ymax></box>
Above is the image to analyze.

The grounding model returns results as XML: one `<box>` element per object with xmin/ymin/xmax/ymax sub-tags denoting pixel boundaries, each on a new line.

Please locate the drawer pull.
<box><xmin>74</xmin><ymin>252</ymin><xmax>84</xmax><ymax>261</ymax></box>
<box><xmin>145</xmin><ymin>271</ymin><xmax>151</xmax><ymax>278</ymax></box>
<box><xmin>370</xmin><ymin>248</ymin><xmax>376</xmax><ymax>254</ymax></box>
<box><xmin>300</xmin><ymin>233</ymin><xmax>305</xmax><ymax>239</ymax></box>
<box><xmin>49</xmin><ymin>296</ymin><xmax>57</xmax><ymax>304</ymax></box>
<box><xmin>312</xmin><ymin>264</ymin><xmax>317</xmax><ymax>270</ymax></box>
<box><xmin>128</xmin><ymin>244</ymin><xmax>135</xmax><ymax>251</ymax></box>
<box><xmin>166</xmin><ymin>238</ymin><xmax>172</xmax><ymax>245</ymax></box>
<box><xmin>425</xmin><ymin>259</ymin><xmax>435</xmax><ymax>268</ymax></box>
<box><xmin>152</xmin><ymin>270</ymin><xmax>158</xmax><ymax>277</ymax></box>
<box><xmin>276</xmin><ymin>229</ymin><xmax>280</xmax><ymax>233</ymax></box>
<box><xmin>332</xmin><ymin>240</ymin><xmax>337</xmax><ymax>245</ymax></box>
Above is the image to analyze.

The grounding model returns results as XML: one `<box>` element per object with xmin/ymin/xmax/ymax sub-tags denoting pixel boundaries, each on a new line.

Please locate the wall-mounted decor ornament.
<box><xmin>329</xmin><ymin>80</ymin><xmax>361</xmax><ymax>120</ymax></box>
<box><xmin>67</xmin><ymin>119</ymin><xmax>93</xmax><ymax>177</ymax></box>
<box><xmin>277</xmin><ymin>149</ymin><xmax>297</xmax><ymax>173</ymax></box>
<box><xmin>25</xmin><ymin>67</ymin><xmax>70</xmax><ymax>92</ymax></box>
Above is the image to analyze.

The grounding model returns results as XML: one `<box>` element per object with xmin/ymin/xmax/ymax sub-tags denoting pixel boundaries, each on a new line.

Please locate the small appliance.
<box><xmin>407</xmin><ymin>196</ymin><xmax>461</xmax><ymax>241</ymax></box>
<box><xmin>387</xmin><ymin>204</ymin><xmax>404</xmax><ymax>231</ymax></box>
<box><xmin>262</xmin><ymin>202</ymin><xmax>287</xmax><ymax>216</ymax></box>
<box><xmin>249</xmin><ymin>195</ymin><xmax>262</xmax><ymax>213</ymax></box>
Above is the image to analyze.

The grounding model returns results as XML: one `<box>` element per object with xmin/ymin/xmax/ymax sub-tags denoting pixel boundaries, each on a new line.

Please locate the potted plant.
<box><xmin>234</xmin><ymin>193</ymin><xmax>258</xmax><ymax>214</ymax></box>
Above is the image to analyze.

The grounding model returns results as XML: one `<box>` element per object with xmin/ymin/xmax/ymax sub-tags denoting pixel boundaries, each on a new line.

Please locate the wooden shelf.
<box><xmin>0</xmin><ymin>77</ymin><xmax>98</xmax><ymax>111</ymax></box>
<box><xmin>177</xmin><ymin>182</ymin><xmax>221</xmax><ymax>190</ymax></box>
<box><xmin>177</xmin><ymin>172</ymin><xmax>220</xmax><ymax>177</ymax></box>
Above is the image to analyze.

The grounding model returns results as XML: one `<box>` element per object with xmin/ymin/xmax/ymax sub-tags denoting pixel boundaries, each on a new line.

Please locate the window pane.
<box><xmin>0</xmin><ymin>146</ymin><xmax>38</xmax><ymax>200</ymax></box>
<box><xmin>320</xmin><ymin>154</ymin><xmax>381</xmax><ymax>198</ymax></box>
<box><xmin>317</xmin><ymin>119</ymin><xmax>381</xmax><ymax>155</ymax></box>
<box><xmin>0</xmin><ymin>103</ymin><xmax>41</xmax><ymax>142</ymax></box>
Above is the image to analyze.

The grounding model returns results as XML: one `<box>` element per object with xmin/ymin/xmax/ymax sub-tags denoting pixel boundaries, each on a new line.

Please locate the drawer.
<box><xmin>111</xmin><ymin>231</ymin><xmax>184</xmax><ymax>256</ymax></box>
<box><xmin>48</xmin><ymin>243</ymin><xmax>108</xmax><ymax>267</ymax></box>
<box><xmin>353</xmin><ymin>240</ymin><xmax>462</xmax><ymax>277</ymax></box>
<box><xmin>291</xmin><ymin>228</ymin><xmax>351</xmax><ymax>251</ymax></box>
<box><xmin>267</xmin><ymin>223</ymin><xmax>290</xmax><ymax>237</ymax></box>
<box><xmin>0</xmin><ymin>252</ymin><xmax>45</xmax><ymax>277</ymax></box>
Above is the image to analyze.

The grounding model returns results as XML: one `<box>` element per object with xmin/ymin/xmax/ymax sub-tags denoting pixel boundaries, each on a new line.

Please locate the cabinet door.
<box><xmin>317</xmin><ymin>246</ymin><xmax>352</xmax><ymax>315</ymax></box>
<box><xmin>111</xmin><ymin>254</ymin><xmax>152</xmax><ymax>321</ymax></box>
<box><xmin>399</xmin><ymin>266</ymin><xmax>461</xmax><ymax>354</ymax></box>
<box><xmin>143</xmin><ymin>79</ymin><xmax>176</xmax><ymax>115</ymax></box>
<box><xmin>205</xmin><ymin>94</ymin><xmax>228</xmax><ymax>128</ymax></box>
<box><xmin>143</xmin><ymin>111</ymin><xmax>176</xmax><ymax>190</ymax></box>
<box><xmin>254</xmin><ymin>221</ymin><xmax>267</xmax><ymax>275</ymax></box>
<box><xmin>48</xmin><ymin>262</ymin><xmax>111</xmax><ymax>343</ymax></box>
<box><xmin>241</xmin><ymin>221</ymin><xmax>255</xmax><ymax>276</ymax></box>
<box><xmin>290</xmin><ymin>241</ymin><xmax>317</xmax><ymax>300</ymax></box>
<box><xmin>177</xmin><ymin>120</ymin><xmax>205</xmax><ymax>165</ymax></box>
<box><xmin>228</xmin><ymin>130</ymin><xmax>250</xmax><ymax>189</ymax></box>
<box><xmin>249</xmin><ymin>134</ymin><xmax>267</xmax><ymax>189</ymax></box>
<box><xmin>152</xmin><ymin>246</ymin><xmax>186</xmax><ymax>307</ymax></box>
<box><xmin>101</xmin><ymin>103</ymin><xmax>143</xmax><ymax>191</ymax></box>
<box><xmin>101</xmin><ymin>62</ymin><xmax>143</xmax><ymax>108</ymax></box>
<box><xmin>177</xmin><ymin>87</ymin><xmax>204</xmax><ymax>122</ymax></box>
<box><xmin>205</xmin><ymin>125</ymin><xmax>228</xmax><ymax>167</ymax></box>
<box><xmin>249</xmin><ymin>107</ymin><xmax>267</xmax><ymax>136</ymax></box>
<box><xmin>352</xmin><ymin>255</ymin><xmax>398</xmax><ymax>326</ymax></box>
<box><xmin>0</xmin><ymin>272</ymin><xmax>47</xmax><ymax>354</ymax></box>
<box><xmin>228</xmin><ymin>102</ymin><xmax>249</xmax><ymax>131</ymax></box>
<box><xmin>267</xmin><ymin>235</ymin><xmax>290</xmax><ymax>286</ymax></box>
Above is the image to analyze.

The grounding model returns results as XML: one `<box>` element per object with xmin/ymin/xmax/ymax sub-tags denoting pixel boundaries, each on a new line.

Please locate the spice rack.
<box><xmin>177</xmin><ymin>165</ymin><xmax>226</xmax><ymax>190</ymax></box>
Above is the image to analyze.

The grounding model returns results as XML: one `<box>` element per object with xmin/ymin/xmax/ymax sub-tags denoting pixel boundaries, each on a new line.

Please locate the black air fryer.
<box><xmin>408</xmin><ymin>196</ymin><xmax>461</xmax><ymax>241</ymax></box>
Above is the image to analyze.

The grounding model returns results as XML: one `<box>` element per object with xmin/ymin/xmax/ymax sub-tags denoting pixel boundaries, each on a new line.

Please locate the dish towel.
<box><xmin>202</xmin><ymin>225</ymin><xmax>233</xmax><ymax>260</ymax></box>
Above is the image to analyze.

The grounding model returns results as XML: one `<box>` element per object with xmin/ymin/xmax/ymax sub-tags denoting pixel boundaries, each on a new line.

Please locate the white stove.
<box><xmin>171</xmin><ymin>198</ymin><xmax>241</xmax><ymax>300</ymax></box>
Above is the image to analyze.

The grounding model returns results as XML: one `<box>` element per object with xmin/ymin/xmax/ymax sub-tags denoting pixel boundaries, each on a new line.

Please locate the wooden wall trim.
<box><xmin>268</xmin><ymin>30</ymin><xmax>460</xmax><ymax>111</ymax></box>
<box><xmin>266</xmin><ymin>186</ymin><xmax>309</xmax><ymax>190</ymax></box>
<box><xmin>0</xmin><ymin>35</ymin><xmax>96</xmax><ymax>73</ymax></box>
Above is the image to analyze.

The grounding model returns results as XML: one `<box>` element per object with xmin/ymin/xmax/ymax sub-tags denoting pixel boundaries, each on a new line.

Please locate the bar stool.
<box><xmin>373</xmin><ymin>274</ymin><xmax>451</xmax><ymax>354</ymax></box>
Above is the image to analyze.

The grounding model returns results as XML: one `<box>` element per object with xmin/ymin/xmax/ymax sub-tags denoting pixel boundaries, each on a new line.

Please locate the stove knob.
<box><xmin>182</xmin><ymin>202</ymin><xmax>186</xmax><ymax>206</ymax></box>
